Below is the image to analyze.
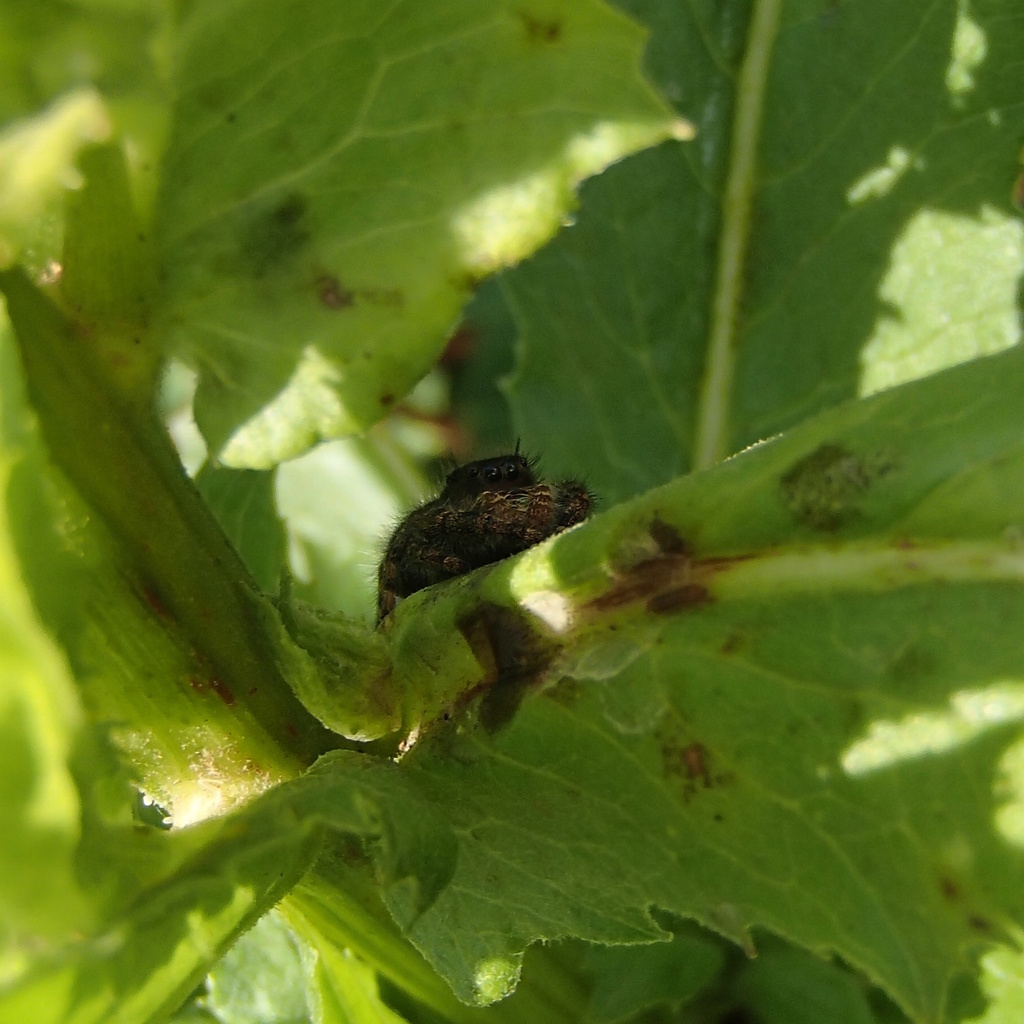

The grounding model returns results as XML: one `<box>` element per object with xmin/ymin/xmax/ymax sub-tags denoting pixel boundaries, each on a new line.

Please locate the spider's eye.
<box><xmin>503</xmin><ymin>461</ymin><xmax>519</xmax><ymax>478</ymax></box>
<box><xmin>468</xmin><ymin>467</ymin><xmax>479</xmax><ymax>478</ymax></box>
<box><xmin>484</xmin><ymin>465</ymin><xmax>501</xmax><ymax>482</ymax></box>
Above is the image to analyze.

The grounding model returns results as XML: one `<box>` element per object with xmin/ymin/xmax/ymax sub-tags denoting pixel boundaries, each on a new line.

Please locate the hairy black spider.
<box><xmin>377</xmin><ymin>451</ymin><xmax>592</xmax><ymax>623</ymax></box>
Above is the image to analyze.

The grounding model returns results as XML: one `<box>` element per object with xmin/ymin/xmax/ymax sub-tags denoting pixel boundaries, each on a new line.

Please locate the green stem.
<box><xmin>693</xmin><ymin>0</ymin><xmax>783</xmax><ymax>470</ymax></box>
<box><xmin>1</xmin><ymin>269</ymin><xmax>335</xmax><ymax>788</ymax></box>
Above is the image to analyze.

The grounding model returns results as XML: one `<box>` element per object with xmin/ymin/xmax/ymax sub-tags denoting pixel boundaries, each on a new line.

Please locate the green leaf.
<box><xmin>0</xmin><ymin>749</ymin><xmax>456</xmax><ymax>1024</ymax></box>
<box><xmin>275</xmin><ymin>592</ymin><xmax>399</xmax><ymax>741</ymax></box>
<box><xmin>0</xmin><ymin>0</ymin><xmax>167</xmax><ymax>268</ymax></box>
<box><xmin>305</xmin><ymin>944</ymin><xmax>408</xmax><ymax>1024</ymax></box>
<box><xmin>4</xmin><ymin>2</ymin><xmax>1024</xmax><ymax>1022</ymax></box>
<box><xmin>285</xmin><ymin>880</ymin><xmax>435</xmax><ymax>1024</ymax></box>
<box><xmin>196</xmin><ymin>466</ymin><xmax>287</xmax><ymax>594</ymax></box>
<box><xmin>203</xmin><ymin>911</ymin><xmax>311</xmax><ymax>1024</ymax></box>
<box><xmin>503</xmin><ymin>0</ymin><xmax>1024</xmax><ymax>502</ymax></box>
<box><xmin>365</xmin><ymin>346</ymin><xmax>1024</xmax><ymax>1021</ymax></box>
<box><xmin>0</xmin><ymin>320</ymin><xmax>93</xmax><ymax>956</ymax></box>
<box><xmin>296</xmin><ymin>927</ymin><xmax>411</xmax><ymax>1024</ymax></box>
<box><xmin>584</xmin><ymin>925</ymin><xmax>725</xmax><ymax>1022</ymax></box>
<box><xmin>501</xmin><ymin>140</ymin><xmax>703</xmax><ymax>502</ymax></box>
<box><xmin>962</xmin><ymin>945</ymin><xmax>1024</xmax><ymax>1024</ymax></box>
<box><xmin>61</xmin><ymin>142</ymin><xmax>157</xmax><ymax>350</ymax></box>
<box><xmin>448</xmin><ymin>279</ymin><xmax>519</xmax><ymax>453</ymax></box>
<box><xmin>0</xmin><ymin>90</ymin><xmax>109</xmax><ymax>270</ymax></box>
<box><xmin>0</xmin><ymin>1</ymin><xmax>165</xmax><ymax>125</ymax></box>
<box><xmin>275</xmin><ymin>437</ymin><xmax>409</xmax><ymax>622</ymax></box>
<box><xmin>0</xmin><ymin>787</ymin><xmax>318</xmax><ymax>1024</ymax></box>
<box><xmin>731</xmin><ymin>937</ymin><xmax>878</xmax><ymax>1024</ymax></box>
<box><xmin>0</xmin><ymin>265</ymin><xmax>335</xmax><ymax>816</ymax></box>
<box><xmin>286</xmin><ymin>859</ymin><xmax>591</xmax><ymax>1024</ymax></box>
<box><xmin>153</xmin><ymin>0</ymin><xmax>680</xmax><ymax>465</ymax></box>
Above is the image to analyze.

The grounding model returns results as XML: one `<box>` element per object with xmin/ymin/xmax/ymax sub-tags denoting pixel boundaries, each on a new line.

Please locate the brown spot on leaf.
<box><xmin>720</xmin><ymin>634</ymin><xmax>743</xmax><ymax>655</ymax></box>
<box><xmin>588</xmin><ymin>524</ymin><xmax>755</xmax><ymax>615</ymax></box>
<box><xmin>781</xmin><ymin>443</ymin><xmax>895</xmax><ymax>531</ymax></box>
<box><xmin>380</xmin><ymin>393</ymin><xmax>395</xmax><ymax>406</ymax></box>
<box><xmin>140</xmin><ymin>583</ymin><xmax>172</xmax><ymax>619</ymax></box>
<box><xmin>648</xmin><ymin>516</ymin><xmax>690</xmax><ymax>556</ymax></box>
<box><xmin>646</xmin><ymin>583</ymin><xmax>710</xmax><ymax>615</ymax></box>
<box><xmin>703</xmin><ymin>554</ymin><xmax>756</xmax><ymax>573</ymax></box>
<box><xmin>682</xmin><ymin>742</ymin><xmax>712</xmax><ymax>787</ymax></box>
<box><xmin>315</xmin><ymin>273</ymin><xmax>354</xmax><ymax>309</ymax></box>
<box><xmin>661</xmin><ymin>736</ymin><xmax>734</xmax><ymax>802</ymax></box>
<box><xmin>545</xmin><ymin>677</ymin><xmax>583</xmax><ymax>709</ymax></box>
<box><xmin>518</xmin><ymin>10</ymin><xmax>562</xmax><ymax>43</ymax></box>
<box><xmin>188</xmin><ymin>674</ymin><xmax>235</xmax><ymax>706</ymax></box>
<box><xmin>209</xmin><ymin>678</ymin><xmax>236</xmax><ymax>706</ymax></box>
<box><xmin>336</xmin><ymin>836</ymin><xmax>370</xmax><ymax>866</ymax></box>
<box><xmin>588</xmin><ymin>556</ymin><xmax>681</xmax><ymax>612</ymax></box>
<box><xmin>590</xmin><ymin>554</ymin><xmax>742</xmax><ymax>615</ymax></box>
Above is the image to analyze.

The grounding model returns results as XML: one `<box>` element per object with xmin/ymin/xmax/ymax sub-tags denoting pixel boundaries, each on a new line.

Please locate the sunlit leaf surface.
<box><xmin>154</xmin><ymin>0</ymin><xmax>678</xmax><ymax>465</ymax></box>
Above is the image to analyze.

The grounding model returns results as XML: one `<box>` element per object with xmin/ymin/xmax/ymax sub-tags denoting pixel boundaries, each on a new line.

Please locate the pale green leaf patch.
<box><xmin>0</xmin><ymin>91</ymin><xmax>109</xmax><ymax>270</ymax></box>
<box><xmin>859</xmin><ymin>206</ymin><xmax>1024</xmax><ymax>396</ymax></box>
<box><xmin>0</xmin><ymin>324</ymin><xmax>92</xmax><ymax>953</ymax></box>
<box><xmin>155</xmin><ymin>0</ymin><xmax>681</xmax><ymax>466</ymax></box>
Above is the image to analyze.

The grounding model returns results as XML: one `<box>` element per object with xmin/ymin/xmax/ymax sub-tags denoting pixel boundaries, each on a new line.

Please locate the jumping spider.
<box><xmin>377</xmin><ymin>450</ymin><xmax>593</xmax><ymax>622</ymax></box>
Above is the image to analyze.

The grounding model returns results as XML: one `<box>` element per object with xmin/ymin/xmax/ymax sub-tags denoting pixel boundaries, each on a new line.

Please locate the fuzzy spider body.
<box><xmin>377</xmin><ymin>453</ymin><xmax>592</xmax><ymax>623</ymax></box>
